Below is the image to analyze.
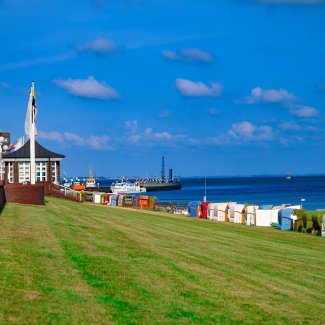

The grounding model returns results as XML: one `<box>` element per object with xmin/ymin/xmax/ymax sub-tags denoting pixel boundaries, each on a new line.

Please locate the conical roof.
<box><xmin>3</xmin><ymin>140</ymin><xmax>65</xmax><ymax>159</ymax></box>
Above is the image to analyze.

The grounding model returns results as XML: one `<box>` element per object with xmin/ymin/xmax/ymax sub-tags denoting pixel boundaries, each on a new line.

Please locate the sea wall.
<box><xmin>4</xmin><ymin>184</ymin><xmax>44</xmax><ymax>205</ymax></box>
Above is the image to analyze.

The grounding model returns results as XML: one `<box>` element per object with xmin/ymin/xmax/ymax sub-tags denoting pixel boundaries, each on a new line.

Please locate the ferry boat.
<box><xmin>72</xmin><ymin>177</ymin><xmax>86</xmax><ymax>191</ymax></box>
<box><xmin>86</xmin><ymin>167</ymin><xmax>97</xmax><ymax>189</ymax></box>
<box><xmin>110</xmin><ymin>179</ymin><xmax>147</xmax><ymax>194</ymax></box>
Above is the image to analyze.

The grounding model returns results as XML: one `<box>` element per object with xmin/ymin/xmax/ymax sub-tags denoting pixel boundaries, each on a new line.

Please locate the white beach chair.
<box><xmin>216</xmin><ymin>203</ymin><xmax>229</xmax><ymax>222</ymax></box>
<box><xmin>245</xmin><ymin>206</ymin><xmax>258</xmax><ymax>226</ymax></box>
<box><xmin>233</xmin><ymin>204</ymin><xmax>245</xmax><ymax>224</ymax></box>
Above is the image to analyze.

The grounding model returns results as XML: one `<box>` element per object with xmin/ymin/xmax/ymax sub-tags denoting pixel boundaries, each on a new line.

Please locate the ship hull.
<box><xmin>139</xmin><ymin>182</ymin><xmax>181</xmax><ymax>192</ymax></box>
<box><xmin>86</xmin><ymin>187</ymin><xmax>112</xmax><ymax>193</ymax></box>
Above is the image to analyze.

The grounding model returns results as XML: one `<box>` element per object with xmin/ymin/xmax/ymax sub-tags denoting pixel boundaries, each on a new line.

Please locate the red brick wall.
<box><xmin>37</xmin><ymin>181</ymin><xmax>54</xmax><ymax>195</ymax></box>
<box><xmin>46</xmin><ymin>160</ymin><xmax>51</xmax><ymax>182</ymax></box>
<box><xmin>13</xmin><ymin>162</ymin><xmax>19</xmax><ymax>183</ymax></box>
<box><xmin>4</xmin><ymin>184</ymin><xmax>44</xmax><ymax>205</ymax></box>
<box><xmin>57</xmin><ymin>161</ymin><xmax>61</xmax><ymax>183</ymax></box>
<box><xmin>0</xmin><ymin>185</ymin><xmax>5</xmax><ymax>207</ymax></box>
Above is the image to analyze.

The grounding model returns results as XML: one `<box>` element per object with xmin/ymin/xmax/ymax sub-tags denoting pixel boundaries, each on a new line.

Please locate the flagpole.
<box><xmin>30</xmin><ymin>81</ymin><xmax>36</xmax><ymax>185</ymax></box>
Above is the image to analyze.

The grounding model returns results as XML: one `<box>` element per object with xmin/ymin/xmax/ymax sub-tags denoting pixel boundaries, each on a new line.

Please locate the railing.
<box><xmin>48</xmin><ymin>182</ymin><xmax>82</xmax><ymax>201</ymax></box>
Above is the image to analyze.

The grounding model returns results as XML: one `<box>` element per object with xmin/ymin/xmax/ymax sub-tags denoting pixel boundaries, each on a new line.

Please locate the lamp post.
<box><xmin>301</xmin><ymin>198</ymin><xmax>306</xmax><ymax>210</ymax></box>
<box><xmin>0</xmin><ymin>136</ymin><xmax>9</xmax><ymax>181</ymax></box>
<box><xmin>203</xmin><ymin>176</ymin><xmax>207</xmax><ymax>202</ymax></box>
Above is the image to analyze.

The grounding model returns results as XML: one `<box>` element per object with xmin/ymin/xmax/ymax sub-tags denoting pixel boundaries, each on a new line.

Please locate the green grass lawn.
<box><xmin>0</xmin><ymin>197</ymin><xmax>324</xmax><ymax>324</ymax></box>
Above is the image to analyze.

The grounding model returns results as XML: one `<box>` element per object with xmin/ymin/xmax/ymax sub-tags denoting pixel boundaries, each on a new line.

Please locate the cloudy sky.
<box><xmin>1</xmin><ymin>0</ymin><xmax>325</xmax><ymax>177</ymax></box>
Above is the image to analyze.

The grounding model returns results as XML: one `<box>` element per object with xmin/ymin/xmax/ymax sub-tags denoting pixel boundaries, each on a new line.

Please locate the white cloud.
<box><xmin>175</xmin><ymin>78</ymin><xmax>223</xmax><ymax>97</ymax></box>
<box><xmin>187</xmin><ymin>138</ymin><xmax>201</xmax><ymax>146</ymax></box>
<box><xmin>207</xmin><ymin>121</ymin><xmax>274</xmax><ymax>145</ymax></box>
<box><xmin>0</xmin><ymin>52</ymin><xmax>75</xmax><ymax>71</ymax></box>
<box><xmin>39</xmin><ymin>131</ymin><xmax>112</xmax><ymax>151</ymax></box>
<box><xmin>228</xmin><ymin>121</ymin><xmax>274</xmax><ymax>141</ymax></box>
<box><xmin>123</xmin><ymin>121</ymin><xmax>186</xmax><ymax>146</ymax></box>
<box><xmin>237</xmin><ymin>86</ymin><xmax>297</xmax><ymax>104</ymax></box>
<box><xmin>230</xmin><ymin>121</ymin><xmax>255</xmax><ymax>138</ymax></box>
<box><xmin>154</xmin><ymin>132</ymin><xmax>186</xmax><ymax>141</ymax></box>
<box><xmin>289</xmin><ymin>104</ymin><xmax>319</xmax><ymax>117</ymax></box>
<box><xmin>180</xmin><ymin>48</ymin><xmax>213</xmax><ymax>62</ymax></box>
<box><xmin>162</xmin><ymin>48</ymin><xmax>213</xmax><ymax>63</ymax></box>
<box><xmin>128</xmin><ymin>134</ymin><xmax>142</xmax><ymax>144</ymax></box>
<box><xmin>38</xmin><ymin>131</ymin><xmax>64</xmax><ymax>143</ymax></box>
<box><xmin>87</xmin><ymin>135</ymin><xmax>112</xmax><ymax>150</ymax></box>
<box><xmin>64</xmin><ymin>132</ymin><xmax>85</xmax><ymax>146</ymax></box>
<box><xmin>279</xmin><ymin>121</ymin><xmax>301</xmax><ymax>131</ymax></box>
<box><xmin>161</xmin><ymin>50</ymin><xmax>178</xmax><ymax>60</ymax></box>
<box><xmin>76</xmin><ymin>38</ymin><xmax>118</xmax><ymax>54</ymax></box>
<box><xmin>279</xmin><ymin>121</ymin><xmax>318</xmax><ymax>132</ymax></box>
<box><xmin>144</xmin><ymin>128</ymin><xmax>153</xmax><ymax>136</ymax></box>
<box><xmin>53</xmin><ymin>76</ymin><xmax>120</xmax><ymax>100</ymax></box>
<box><xmin>280</xmin><ymin>135</ymin><xmax>304</xmax><ymax>146</ymax></box>
<box><xmin>154</xmin><ymin>132</ymin><xmax>173</xmax><ymax>140</ymax></box>
<box><xmin>125</xmin><ymin>120</ymin><xmax>139</xmax><ymax>134</ymax></box>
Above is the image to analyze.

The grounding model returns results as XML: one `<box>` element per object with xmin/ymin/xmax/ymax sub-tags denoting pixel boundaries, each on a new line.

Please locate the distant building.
<box><xmin>0</xmin><ymin>131</ymin><xmax>10</xmax><ymax>153</ymax></box>
<box><xmin>3</xmin><ymin>139</ymin><xmax>65</xmax><ymax>184</ymax></box>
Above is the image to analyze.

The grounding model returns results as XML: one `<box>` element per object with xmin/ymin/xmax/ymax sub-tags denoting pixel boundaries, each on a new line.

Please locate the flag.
<box><xmin>8</xmin><ymin>143</ymin><xmax>15</xmax><ymax>151</ymax></box>
<box><xmin>8</xmin><ymin>136</ymin><xmax>24</xmax><ymax>152</ymax></box>
<box><xmin>25</xmin><ymin>82</ymin><xmax>37</xmax><ymax>185</ymax></box>
<box><xmin>24</xmin><ymin>82</ymin><xmax>37</xmax><ymax>137</ymax></box>
<box><xmin>31</xmin><ymin>85</ymin><xmax>37</xmax><ymax>123</ymax></box>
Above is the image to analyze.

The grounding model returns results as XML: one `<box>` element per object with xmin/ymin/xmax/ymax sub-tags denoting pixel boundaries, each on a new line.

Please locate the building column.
<box><xmin>4</xmin><ymin>162</ymin><xmax>8</xmax><ymax>184</ymax></box>
<box><xmin>47</xmin><ymin>159</ymin><xmax>51</xmax><ymax>182</ymax></box>
<box><xmin>13</xmin><ymin>161</ymin><xmax>19</xmax><ymax>183</ymax></box>
<box><xmin>57</xmin><ymin>161</ymin><xmax>61</xmax><ymax>184</ymax></box>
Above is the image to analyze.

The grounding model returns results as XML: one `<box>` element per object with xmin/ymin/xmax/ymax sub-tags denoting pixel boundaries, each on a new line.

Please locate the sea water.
<box><xmin>97</xmin><ymin>176</ymin><xmax>325</xmax><ymax>210</ymax></box>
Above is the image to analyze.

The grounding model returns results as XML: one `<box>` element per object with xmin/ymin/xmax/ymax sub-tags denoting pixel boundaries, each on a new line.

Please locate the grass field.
<box><xmin>0</xmin><ymin>197</ymin><xmax>324</xmax><ymax>324</ymax></box>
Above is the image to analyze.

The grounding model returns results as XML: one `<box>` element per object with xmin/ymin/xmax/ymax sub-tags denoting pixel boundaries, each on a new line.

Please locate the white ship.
<box><xmin>86</xmin><ymin>167</ymin><xmax>97</xmax><ymax>188</ymax></box>
<box><xmin>110</xmin><ymin>179</ymin><xmax>146</xmax><ymax>194</ymax></box>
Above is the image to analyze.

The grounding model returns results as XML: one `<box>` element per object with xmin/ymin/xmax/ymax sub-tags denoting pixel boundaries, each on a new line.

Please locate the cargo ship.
<box><xmin>138</xmin><ymin>157</ymin><xmax>182</xmax><ymax>192</ymax></box>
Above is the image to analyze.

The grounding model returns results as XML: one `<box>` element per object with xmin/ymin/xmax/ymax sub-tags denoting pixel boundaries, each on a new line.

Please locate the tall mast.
<box><xmin>30</xmin><ymin>81</ymin><xmax>36</xmax><ymax>185</ymax></box>
<box><xmin>203</xmin><ymin>176</ymin><xmax>207</xmax><ymax>202</ymax></box>
<box><xmin>161</xmin><ymin>156</ymin><xmax>165</xmax><ymax>182</ymax></box>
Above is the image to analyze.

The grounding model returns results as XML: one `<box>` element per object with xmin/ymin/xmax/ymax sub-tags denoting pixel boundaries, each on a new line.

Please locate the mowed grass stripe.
<box><xmin>85</xmin><ymin>207</ymin><xmax>325</xmax><ymax>314</ymax></box>
<box><xmin>45</xmin><ymin>202</ymin><xmax>222</xmax><ymax>323</ymax></box>
<box><xmin>59</xmin><ymin>203</ymin><xmax>325</xmax><ymax>280</ymax></box>
<box><xmin>47</xmin><ymin>197</ymin><xmax>324</xmax><ymax>322</ymax></box>
<box><xmin>0</xmin><ymin>203</ymin><xmax>112</xmax><ymax>324</ymax></box>
<box><xmin>45</xmin><ymin>198</ymin><xmax>325</xmax><ymax>323</ymax></box>
<box><xmin>0</xmin><ymin>197</ymin><xmax>324</xmax><ymax>324</ymax></box>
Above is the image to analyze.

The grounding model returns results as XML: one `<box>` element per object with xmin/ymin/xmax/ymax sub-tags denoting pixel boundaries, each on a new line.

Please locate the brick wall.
<box><xmin>4</xmin><ymin>184</ymin><xmax>44</xmax><ymax>205</ymax></box>
<box><xmin>57</xmin><ymin>161</ymin><xmax>61</xmax><ymax>183</ymax></box>
<box><xmin>46</xmin><ymin>160</ymin><xmax>51</xmax><ymax>182</ymax></box>
<box><xmin>0</xmin><ymin>185</ymin><xmax>5</xmax><ymax>207</ymax></box>
<box><xmin>38</xmin><ymin>181</ymin><xmax>54</xmax><ymax>195</ymax></box>
<box><xmin>13</xmin><ymin>162</ymin><xmax>19</xmax><ymax>183</ymax></box>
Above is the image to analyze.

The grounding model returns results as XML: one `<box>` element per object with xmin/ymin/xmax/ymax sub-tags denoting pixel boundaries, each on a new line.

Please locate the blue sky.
<box><xmin>1</xmin><ymin>0</ymin><xmax>325</xmax><ymax>177</ymax></box>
